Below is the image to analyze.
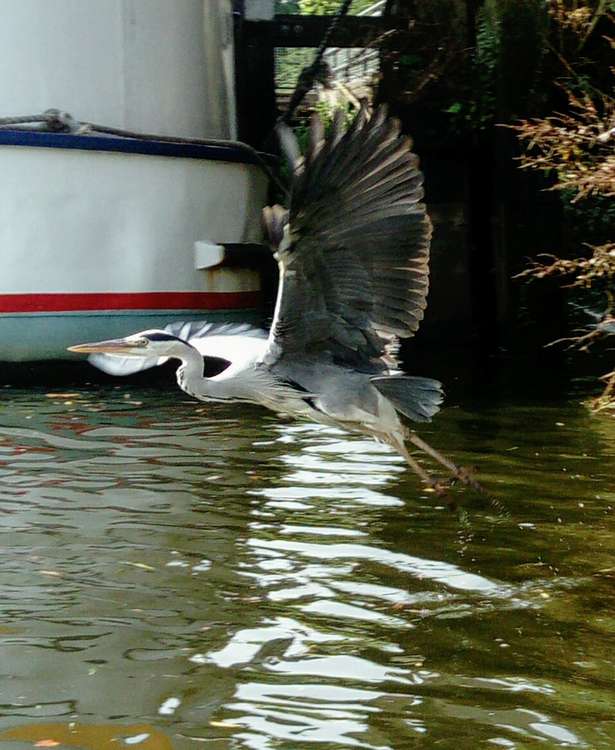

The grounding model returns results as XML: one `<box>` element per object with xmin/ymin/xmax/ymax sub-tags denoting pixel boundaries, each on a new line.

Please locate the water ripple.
<box><xmin>0</xmin><ymin>389</ymin><xmax>613</xmax><ymax>748</ymax></box>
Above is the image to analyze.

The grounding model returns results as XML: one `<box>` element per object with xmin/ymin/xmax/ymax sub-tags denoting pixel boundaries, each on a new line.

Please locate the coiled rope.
<box><xmin>0</xmin><ymin>0</ymin><xmax>355</xmax><ymax>192</ymax></box>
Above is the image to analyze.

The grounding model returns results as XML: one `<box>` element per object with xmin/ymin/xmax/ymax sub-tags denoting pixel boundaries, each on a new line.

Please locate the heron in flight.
<box><xmin>69</xmin><ymin>106</ymin><xmax>480</xmax><ymax>495</ymax></box>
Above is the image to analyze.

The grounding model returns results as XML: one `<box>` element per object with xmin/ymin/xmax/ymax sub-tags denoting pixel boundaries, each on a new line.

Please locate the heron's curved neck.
<box><xmin>175</xmin><ymin>343</ymin><xmax>228</xmax><ymax>400</ymax></box>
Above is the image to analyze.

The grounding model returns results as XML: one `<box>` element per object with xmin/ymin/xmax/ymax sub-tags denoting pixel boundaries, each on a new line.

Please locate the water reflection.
<box><xmin>0</xmin><ymin>386</ymin><xmax>614</xmax><ymax>748</ymax></box>
<box><xmin>0</xmin><ymin>722</ymin><xmax>172</xmax><ymax>749</ymax></box>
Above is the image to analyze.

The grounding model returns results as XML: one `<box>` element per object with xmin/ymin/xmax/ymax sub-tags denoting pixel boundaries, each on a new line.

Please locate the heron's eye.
<box><xmin>130</xmin><ymin>337</ymin><xmax>149</xmax><ymax>347</ymax></box>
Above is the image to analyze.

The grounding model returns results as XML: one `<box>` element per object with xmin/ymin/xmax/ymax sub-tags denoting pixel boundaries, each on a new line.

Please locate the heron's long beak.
<box><xmin>67</xmin><ymin>338</ymin><xmax>145</xmax><ymax>355</ymax></box>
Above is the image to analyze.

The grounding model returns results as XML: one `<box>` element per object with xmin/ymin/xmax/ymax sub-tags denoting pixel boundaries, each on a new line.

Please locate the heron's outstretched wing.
<box><xmin>164</xmin><ymin>320</ymin><xmax>266</xmax><ymax>344</ymax></box>
<box><xmin>262</xmin><ymin>104</ymin><xmax>432</xmax><ymax>372</ymax></box>
<box><xmin>88</xmin><ymin>321</ymin><xmax>266</xmax><ymax>375</ymax></box>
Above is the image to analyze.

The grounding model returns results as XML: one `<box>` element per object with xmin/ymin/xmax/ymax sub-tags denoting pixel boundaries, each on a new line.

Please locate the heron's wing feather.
<box><xmin>168</xmin><ymin>320</ymin><xmax>268</xmax><ymax>365</ymax></box>
<box><xmin>191</xmin><ymin>335</ymin><xmax>267</xmax><ymax>363</ymax></box>
<box><xmin>263</xmin><ymin>104</ymin><xmax>431</xmax><ymax>371</ymax></box>
<box><xmin>88</xmin><ymin>353</ymin><xmax>169</xmax><ymax>376</ymax></box>
<box><xmin>164</xmin><ymin>320</ymin><xmax>267</xmax><ymax>344</ymax></box>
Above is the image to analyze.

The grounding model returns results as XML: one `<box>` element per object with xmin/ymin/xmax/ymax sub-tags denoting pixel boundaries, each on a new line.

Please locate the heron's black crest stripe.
<box><xmin>147</xmin><ymin>332</ymin><xmax>183</xmax><ymax>342</ymax></box>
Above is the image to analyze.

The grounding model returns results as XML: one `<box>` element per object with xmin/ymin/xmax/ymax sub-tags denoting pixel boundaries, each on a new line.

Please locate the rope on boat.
<box><xmin>0</xmin><ymin>0</ymin><xmax>356</xmax><ymax>191</ymax></box>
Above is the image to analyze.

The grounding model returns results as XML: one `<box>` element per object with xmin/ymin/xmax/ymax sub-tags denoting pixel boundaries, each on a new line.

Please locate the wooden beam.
<box><xmin>233</xmin><ymin>9</ymin><xmax>277</xmax><ymax>147</ymax></box>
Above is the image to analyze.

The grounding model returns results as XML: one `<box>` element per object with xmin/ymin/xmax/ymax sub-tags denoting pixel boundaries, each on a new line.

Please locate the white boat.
<box><xmin>0</xmin><ymin>0</ymin><xmax>269</xmax><ymax>362</ymax></box>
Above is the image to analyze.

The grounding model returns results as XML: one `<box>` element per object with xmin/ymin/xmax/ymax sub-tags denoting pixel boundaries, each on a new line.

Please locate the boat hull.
<box><xmin>1</xmin><ymin>309</ymin><xmax>261</xmax><ymax>363</ymax></box>
<box><xmin>0</xmin><ymin>134</ymin><xmax>268</xmax><ymax>362</ymax></box>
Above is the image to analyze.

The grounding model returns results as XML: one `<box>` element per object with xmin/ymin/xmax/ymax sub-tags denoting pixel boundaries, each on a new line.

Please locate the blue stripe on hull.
<box><xmin>0</xmin><ymin>130</ymin><xmax>267</xmax><ymax>165</ymax></box>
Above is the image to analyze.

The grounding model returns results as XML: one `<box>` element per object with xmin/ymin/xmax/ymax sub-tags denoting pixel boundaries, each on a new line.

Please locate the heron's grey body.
<box><xmin>69</xmin><ymin>105</ymin><xmax>458</xmax><ymax>484</ymax></box>
<box><xmin>96</xmin><ymin>323</ymin><xmax>439</xmax><ymax>452</ymax></box>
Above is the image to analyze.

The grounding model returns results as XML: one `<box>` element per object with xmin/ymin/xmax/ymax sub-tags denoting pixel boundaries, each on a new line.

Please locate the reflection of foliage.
<box><xmin>511</xmin><ymin>3</ymin><xmax>615</xmax><ymax>413</ymax></box>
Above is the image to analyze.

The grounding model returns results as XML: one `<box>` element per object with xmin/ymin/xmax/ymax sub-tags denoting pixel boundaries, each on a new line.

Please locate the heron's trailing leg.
<box><xmin>406</xmin><ymin>431</ymin><xmax>487</xmax><ymax>496</ymax></box>
<box><xmin>386</xmin><ymin>436</ymin><xmax>453</xmax><ymax>504</ymax></box>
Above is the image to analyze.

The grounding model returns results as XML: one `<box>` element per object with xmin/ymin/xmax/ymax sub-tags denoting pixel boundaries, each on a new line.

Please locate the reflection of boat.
<box><xmin>0</xmin><ymin>0</ymin><xmax>269</xmax><ymax>362</ymax></box>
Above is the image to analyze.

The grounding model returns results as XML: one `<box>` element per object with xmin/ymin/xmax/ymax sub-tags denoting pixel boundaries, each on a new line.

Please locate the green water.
<box><xmin>0</xmin><ymin>381</ymin><xmax>613</xmax><ymax>749</ymax></box>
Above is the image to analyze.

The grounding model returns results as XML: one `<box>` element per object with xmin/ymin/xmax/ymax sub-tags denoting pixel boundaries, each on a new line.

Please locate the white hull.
<box><xmin>0</xmin><ymin>0</ymin><xmax>235</xmax><ymax>140</ymax></box>
<box><xmin>0</xmin><ymin>136</ymin><xmax>268</xmax><ymax>361</ymax></box>
<box><xmin>0</xmin><ymin>0</ymin><xmax>269</xmax><ymax>363</ymax></box>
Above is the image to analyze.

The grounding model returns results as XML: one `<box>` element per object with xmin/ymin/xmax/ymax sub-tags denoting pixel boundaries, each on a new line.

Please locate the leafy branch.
<box><xmin>511</xmin><ymin>2</ymin><xmax>615</xmax><ymax>413</ymax></box>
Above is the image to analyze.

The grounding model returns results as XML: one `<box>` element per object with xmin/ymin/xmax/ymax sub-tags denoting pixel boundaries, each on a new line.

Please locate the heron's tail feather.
<box><xmin>371</xmin><ymin>376</ymin><xmax>443</xmax><ymax>422</ymax></box>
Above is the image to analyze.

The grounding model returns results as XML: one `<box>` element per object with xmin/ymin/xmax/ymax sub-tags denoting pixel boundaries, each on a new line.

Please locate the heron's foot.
<box><xmin>441</xmin><ymin>463</ymin><xmax>487</xmax><ymax>495</ymax></box>
<box><xmin>393</xmin><ymin>442</ymin><xmax>457</xmax><ymax>509</ymax></box>
<box><xmin>441</xmin><ymin>468</ymin><xmax>508</xmax><ymax>518</ymax></box>
<box><xmin>406</xmin><ymin>432</ymin><xmax>489</xmax><ymax>498</ymax></box>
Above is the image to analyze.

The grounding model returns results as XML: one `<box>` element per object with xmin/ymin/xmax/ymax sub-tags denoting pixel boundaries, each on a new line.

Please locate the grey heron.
<box><xmin>69</xmin><ymin>105</ymin><xmax>481</xmax><ymax>496</ymax></box>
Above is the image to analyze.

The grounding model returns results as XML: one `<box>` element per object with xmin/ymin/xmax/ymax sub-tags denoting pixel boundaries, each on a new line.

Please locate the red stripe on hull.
<box><xmin>0</xmin><ymin>291</ymin><xmax>261</xmax><ymax>313</ymax></box>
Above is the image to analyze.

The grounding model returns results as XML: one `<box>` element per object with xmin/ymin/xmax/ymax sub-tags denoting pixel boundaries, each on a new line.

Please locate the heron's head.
<box><xmin>68</xmin><ymin>330</ymin><xmax>189</xmax><ymax>359</ymax></box>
